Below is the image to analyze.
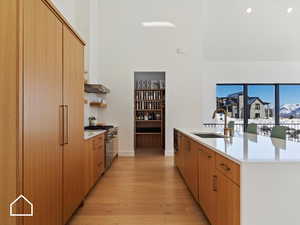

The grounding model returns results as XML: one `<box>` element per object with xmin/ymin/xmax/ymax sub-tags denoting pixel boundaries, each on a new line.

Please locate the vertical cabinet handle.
<box><xmin>213</xmin><ymin>175</ymin><xmax>218</xmax><ymax>192</ymax></box>
<box><xmin>63</xmin><ymin>105</ymin><xmax>69</xmax><ymax>145</ymax></box>
<box><xmin>59</xmin><ymin>105</ymin><xmax>64</xmax><ymax>145</ymax></box>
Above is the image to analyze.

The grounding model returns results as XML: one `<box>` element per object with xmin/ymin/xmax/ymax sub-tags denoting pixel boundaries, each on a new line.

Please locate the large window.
<box><xmin>280</xmin><ymin>85</ymin><xmax>300</xmax><ymax>124</ymax></box>
<box><xmin>216</xmin><ymin>84</ymin><xmax>300</xmax><ymax>131</ymax></box>
<box><xmin>248</xmin><ymin>85</ymin><xmax>275</xmax><ymax>124</ymax></box>
<box><xmin>216</xmin><ymin>85</ymin><xmax>244</xmax><ymax>123</ymax></box>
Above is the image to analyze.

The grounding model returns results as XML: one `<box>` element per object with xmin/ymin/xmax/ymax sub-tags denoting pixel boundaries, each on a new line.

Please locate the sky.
<box><xmin>217</xmin><ymin>85</ymin><xmax>300</xmax><ymax>106</ymax></box>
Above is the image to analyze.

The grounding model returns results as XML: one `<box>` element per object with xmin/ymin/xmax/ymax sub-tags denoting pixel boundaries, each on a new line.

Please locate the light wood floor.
<box><xmin>135</xmin><ymin>147</ymin><xmax>165</xmax><ymax>157</ymax></box>
<box><xmin>68</xmin><ymin>152</ymin><xmax>210</xmax><ymax>225</ymax></box>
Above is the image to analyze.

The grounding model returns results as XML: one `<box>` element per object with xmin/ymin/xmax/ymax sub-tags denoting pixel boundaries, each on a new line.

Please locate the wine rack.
<box><xmin>134</xmin><ymin>89</ymin><xmax>165</xmax><ymax>149</ymax></box>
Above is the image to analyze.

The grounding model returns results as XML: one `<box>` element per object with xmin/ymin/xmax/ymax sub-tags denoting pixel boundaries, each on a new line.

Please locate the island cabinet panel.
<box><xmin>176</xmin><ymin>131</ymin><xmax>240</xmax><ymax>225</ymax></box>
<box><xmin>184</xmin><ymin>140</ymin><xmax>198</xmax><ymax>199</ymax></box>
<box><xmin>198</xmin><ymin>145</ymin><xmax>217</xmax><ymax>225</ymax></box>
<box><xmin>216</xmin><ymin>170</ymin><xmax>240</xmax><ymax>225</ymax></box>
<box><xmin>175</xmin><ymin>132</ymin><xmax>184</xmax><ymax>174</ymax></box>
<box><xmin>23</xmin><ymin>0</ymin><xmax>63</xmax><ymax>224</ymax></box>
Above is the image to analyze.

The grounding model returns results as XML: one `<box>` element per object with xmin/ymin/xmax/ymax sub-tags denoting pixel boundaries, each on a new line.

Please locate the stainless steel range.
<box><xmin>105</xmin><ymin>126</ymin><xmax>118</xmax><ymax>170</ymax></box>
<box><xmin>84</xmin><ymin>125</ymin><xmax>119</xmax><ymax>170</ymax></box>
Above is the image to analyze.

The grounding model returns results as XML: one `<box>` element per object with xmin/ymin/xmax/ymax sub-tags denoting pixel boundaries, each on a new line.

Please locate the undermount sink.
<box><xmin>193</xmin><ymin>133</ymin><xmax>225</xmax><ymax>138</ymax></box>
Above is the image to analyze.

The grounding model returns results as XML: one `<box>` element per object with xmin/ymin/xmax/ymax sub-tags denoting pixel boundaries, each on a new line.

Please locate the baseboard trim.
<box><xmin>118</xmin><ymin>151</ymin><xmax>135</xmax><ymax>157</ymax></box>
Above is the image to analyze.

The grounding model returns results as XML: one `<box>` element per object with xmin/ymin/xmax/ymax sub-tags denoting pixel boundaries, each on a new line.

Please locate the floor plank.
<box><xmin>68</xmin><ymin>151</ymin><xmax>209</xmax><ymax>225</ymax></box>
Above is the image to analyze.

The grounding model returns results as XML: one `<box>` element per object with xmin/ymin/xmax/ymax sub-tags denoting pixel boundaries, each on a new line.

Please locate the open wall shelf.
<box><xmin>89</xmin><ymin>102</ymin><xmax>108</xmax><ymax>108</ymax></box>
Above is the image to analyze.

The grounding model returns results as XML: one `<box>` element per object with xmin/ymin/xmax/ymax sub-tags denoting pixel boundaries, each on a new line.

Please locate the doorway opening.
<box><xmin>134</xmin><ymin>72</ymin><xmax>165</xmax><ymax>156</ymax></box>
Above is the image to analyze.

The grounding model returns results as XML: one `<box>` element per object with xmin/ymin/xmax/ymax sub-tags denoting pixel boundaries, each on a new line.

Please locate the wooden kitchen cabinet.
<box><xmin>198</xmin><ymin>145</ymin><xmax>217</xmax><ymax>225</ymax></box>
<box><xmin>93</xmin><ymin>134</ymin><xmax>105</xmax><ymax>183</ymax></box>
<box><xmin>62</xmin><ymin>25</ymin><xmax>85</xmax><ymax>224</ymax></box>
<box><xmin>23</xmin><ymin>0</ymin><xmax>63</xmax><ymax>224</ymax></box>
<box><xmin>1</xmin><ymin>0</ymin><xmax>86</xmax><ymax>224</ymax></box>
<box><xmin>0</xmin><ymin>1</ymin><xmax>20</xmax><ymax>225</ymax></box>
<box><xmin>184</xmin><ymin>140</ymin><xmax>198</xmax><ymax>199</ymax></box>
<box><xmin>216</xmin><ymin>153</ymin><xmax>240</xmax><ymax>185</ymax></box>
<box><xmin>216</xmin><ymin>170</ymin><xmax>240</xmax><ymax>225</ymax></box>
<box><xmin>84</xmin><ymin>134</ymin><xmax>105</xmax><ymax>193</ymax></box>
<box><xmin>176</xmin><ymin>131</ymin><xmax>240</xmax><ymax>225</ymax></box>
<box><xmin>84</xmin><ymin>139</ymin><xmax>94</xmax><ymax>195</ymax></box>
<box><xmin>181</xmin><ymin>135</ymin><xmax>190</xmax><ymax>176</ymax></box>
<box><xmin>175</xmin><ymin>132</ymin><xmax>184</xmax><ymax>174</ymax></box>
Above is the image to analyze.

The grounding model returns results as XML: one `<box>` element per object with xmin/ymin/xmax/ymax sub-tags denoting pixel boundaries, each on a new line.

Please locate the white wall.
<box><xmin>97</xmin><ymin>0</ymin><xmax>203</xmax><ymax>156</ymax></box>
<box><xmin>51</xmin><ymin>0</ymin><xmax>76</xmax><ymax>25</ymax></box>
<box><xmin>96</xmin><ymin>0</ymin><xmax>300</xmax><ymax>156</ymax></box>
<box><xmin>50</xmin><ymin>0</ymin><xmax>105</xmax><ymax>126</ymax></box>
<box><xmin>200</xmin><ymin>0</ymin><xmax>300</xmax><ymax>122</ymax></box>
<box><xmin>51</xmin><ymin>0</ymin><xmax>300</xmax><ymax>156</ymax></box>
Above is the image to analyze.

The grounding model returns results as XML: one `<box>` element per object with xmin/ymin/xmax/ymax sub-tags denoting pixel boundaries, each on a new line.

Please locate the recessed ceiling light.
<box><xmin>246</xmin><ymin>8</ymin><xmax>253</xmax><ymax>14</ymax></box>
<box><xmin>142</xmin><ymin>21</ymin><xmax>176</xmax><ymax>28</ymax></box>
<box><xmin>287</xmin><ymin>8</ymin><xmax>293</xmax><ymax>13</ymax></box>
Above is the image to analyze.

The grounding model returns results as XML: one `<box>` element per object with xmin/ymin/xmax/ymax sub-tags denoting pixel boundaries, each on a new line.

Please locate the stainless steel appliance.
<box><xmin>105</xmin><ymin>127</ymin><xmax>118</xmax><ymax>170</ymax></box>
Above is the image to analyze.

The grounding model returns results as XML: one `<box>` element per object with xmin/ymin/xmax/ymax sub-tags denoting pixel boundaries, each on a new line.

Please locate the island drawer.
<box><xmin>216</xmin><ymin>154</ymin><xmax>240</xmax><ymax>185</ymax></box>
<box><xmin>199</xmin><ymin>145</ymin><xmax>215</xmax><ymax>159</ymax></box>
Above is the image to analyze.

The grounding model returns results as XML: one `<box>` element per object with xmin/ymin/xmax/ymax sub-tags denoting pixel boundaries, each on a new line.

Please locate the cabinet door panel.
<box><xmin>0</xmin><ymin>1</ymin><xmax>18</xmax><ymax>224</ymax></box>
<box><xmin>84</xmin><ymin>139</ymin><xmax>94</xmax><ymax>195</ymax></box>
<box><xmin>182</xmin><ymin>136</ymin><xmax>190</xmax><ymax>179</ymax></box>
<box><xmin>185</xmin><ymin>141</ymin><xmax>198</xmax><ymax>199</ymax></box>
<box><xmin>62</xmin><ymin>26</ymin><xmax>85</xmax><ymax>224</ymax></box>
<box><xmin>93</xmin><ymin>135</ymin><xmax>105</xmax><ymax>183</ymax></box>
<box><xmin>175</xmin><ymin>133</ymin><xmax>184</xmax><ymax>172</ymax></box>
<box><xmin>198</xmin><ymin>147</ymin><xmax>217</xmax><ymax>225</ymax></box>
<box><xmin>216</xmin><ymin>171</ymin><xmax>240</xmax><ymax>225</ymax></box>
<box><xmin>24</xmin><ymin>0</ymin><xmax>63</xmax><ymax>224</ymax></box>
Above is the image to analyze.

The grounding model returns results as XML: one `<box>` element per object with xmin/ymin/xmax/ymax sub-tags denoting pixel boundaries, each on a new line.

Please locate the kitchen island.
<box><xmin>175</xmin><ymin>127</ymin><xmax>300</xmax><ymax>225</ymax></box>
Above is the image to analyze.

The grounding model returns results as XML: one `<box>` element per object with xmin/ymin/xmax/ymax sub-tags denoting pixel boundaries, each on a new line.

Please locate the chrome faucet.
<box><xmin>212</xmin><ymin>108</ymin><xmax>231</xmax><ymax>136</ymax></box>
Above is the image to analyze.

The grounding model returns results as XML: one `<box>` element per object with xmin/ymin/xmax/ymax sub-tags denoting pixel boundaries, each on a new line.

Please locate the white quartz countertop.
<box><xmin>84</xmin><ymin>130</ymin><xmax>106</xmax><ymax>140</ymax></box>
<box><xmin>177</xmin><ymin>127</ymin><xmax>300</xmax><ymax>164</ymax></box>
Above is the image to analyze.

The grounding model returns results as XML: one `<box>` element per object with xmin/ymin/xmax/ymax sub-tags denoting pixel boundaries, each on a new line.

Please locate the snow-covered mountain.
<box><xmin>280</xmin><ymin>104</ymin><xmax>300</xmax><ymax>118</ymax></box>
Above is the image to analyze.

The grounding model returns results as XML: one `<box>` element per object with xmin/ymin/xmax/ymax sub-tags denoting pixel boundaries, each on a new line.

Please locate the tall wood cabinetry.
<box><xmin>62</xmin><ymin>26</ymin><xmax>85</xmax><ymax>224</ymax></box>
<box><xmin>1</xmin><ymin>0</ymin><xmax>86</xmax><ymax>225</ymax></box>
<box><xmin>0</xmin><ymin>1</ymin><xmax>19</xmax><ymax>225</ymax></box>
<box><xmin>23</xmin><ymin>0</ymin><xmax>63</xmax><ymax>224</ymax></box>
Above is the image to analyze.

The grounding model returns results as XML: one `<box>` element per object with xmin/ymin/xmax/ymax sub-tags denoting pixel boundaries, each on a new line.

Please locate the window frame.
<box><xmin>255</xmin><ymin>103</ymin><xmax>260</xmax><ymax>110</ymax></box>
<box><xmin>217</xmin><ymin>83</ymin><xmax>300</xmax><ymax>131</ymax></box>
